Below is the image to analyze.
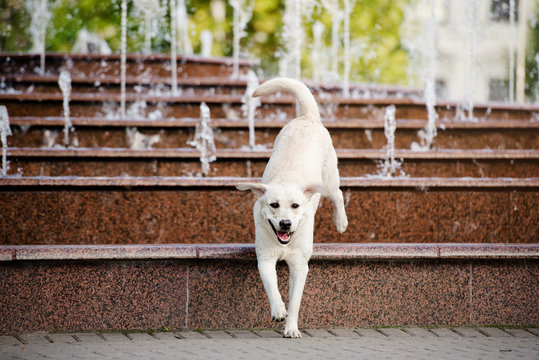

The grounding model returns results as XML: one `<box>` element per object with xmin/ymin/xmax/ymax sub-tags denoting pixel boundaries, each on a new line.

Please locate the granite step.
<box><xmin>0</xmin><ymin>53</ymin><xmax>253</xmax><ymax>79</ymax></box>
<box><xmin>1</xmin><ymin>74</ymin><xmax>422</xmax><ymax>98</ymax></box>
<box><xmin>2</xmin><ymin>92</ymin><xmax>538</xmax><ymax>121</ymax></box>
<box><xmin>0</xmin><ymin>176</ymin><xmax>536</xmax><ymax>245</ymax></box>
<box><xmin>7</xmin><ymin>148</ymin><xmax>539</xmax><ymax>178</ymax></box>
<box><xmin>0</xmin><ymin>243</ymin><xmax>537</xmax><ymax>334</ymax></box>
<box><xmin>8</xmin><ymin>116</ymin><xmax>538</xmax><ymax>150</ymax></box>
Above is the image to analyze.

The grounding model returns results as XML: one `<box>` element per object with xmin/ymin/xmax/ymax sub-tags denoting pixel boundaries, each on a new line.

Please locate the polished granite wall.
<box><xmin>1</xmin><ymin>244</ymin><xmax>537</xmax><ymax>334</ymax></box>
<box><xmin>1</xmin><ymin>187</ymin><xmax>536</xmax><ymax>245</ymax></box>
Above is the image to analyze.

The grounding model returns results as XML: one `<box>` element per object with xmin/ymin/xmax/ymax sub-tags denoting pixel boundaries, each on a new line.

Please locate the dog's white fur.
<box><xmin>236</xmin><ymin>78</ymin><xmax>348</xmax><ymax>338</ymax></box>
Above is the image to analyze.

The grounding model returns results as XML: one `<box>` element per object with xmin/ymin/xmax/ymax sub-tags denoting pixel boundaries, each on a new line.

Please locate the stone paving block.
<box><xmin>378</xmin><ymin>328</ymin><xmax>411</xmax><ymax>337</ymax></box>
<box><xmin>19</xmin><ymin>334</ymin><xmax>51</xmax><ymax>344</ymax></box>
<box><xmin>174</xmin><ymin>331</ymin><xmax>208</xmax><ymax>340</ymax></box>
<box><xmin>428</xmin><ymin>328</ymin><xmax>460</xmax><ymax>338</ymax></box>
<box><xmin>73</xmin><ymin>332</ymin><xmax>105</xmax><ymax>342</ymax></box>
<box><xmin>101</xmin><ymin>333</ymin><xmax>132</xmax><ymax>342</ymax></box>
<box><xmin>227</xmin><ymin>330</ymin><xmax>260</xmax><ymax>339</ymax></box>
<box><xmin>328</xmin><ymin>328</ymin><xmax>361</xmax><ymax>338</ymax></box>
<box><xmin>503</xmin><ymin>328</ymin><xmax>537</xmax><ymax>338</ymax></box>
<box><xmin>47</xmin><ymin>334</ymin><xmax>78</xmax><ymax>344</ymax></box>
<box><xmin>201</xmin><ymin>330</ymin><xmax>234</xmax><ymax>339</ymax></box>
<box><xmin>452</xmin><ymin>328</ymin><xmax>485</xmax><ymax>337</ymax></box>
<box><xmin>355</xmin><ymin>328</ymin><xmax>386</xmax><ymax>338</ymax></box>
<box><xmin>254</xmin><ymin>330</ymin><xmax>282</xmax><ymax>338</ymax></box>
<box><xmin>525</xmin><ymin>328</ymin><xmax>539</xmax><ymax>337</ymax></box>
<box><xmin>152</xmin><ymin>332</ymin><xmax>183</xmax><ymax>341</ymax></box>
<box><xmin>125</xmin><ymin>332</ymin><xmax>156</xmax><ymax>342</ymax></box>
<box><xmin>477</xmin><ymin>327</ymin><xmax>512</xmax><ymax>337</ymax></box>
<box><xmin>303</xmin><ymin>329</ymin><xmax>335</xmax><ymax>338</ymax></box>
<box><xmin>403</xmin><ymin>328</ymin><xmax>437</xmax><ymax>337</ymax></box>
<box><xmin>0</xmin><ymin>336</ymin><xmax>22</xmax><ymax>346</ymax></box>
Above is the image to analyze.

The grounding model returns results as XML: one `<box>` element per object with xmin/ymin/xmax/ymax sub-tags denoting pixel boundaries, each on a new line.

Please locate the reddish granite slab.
<box><xmin>8</xmin><ymin>148</ymin><xmax>538</xmax><ymax>178</ymax></box>
<box><xmin>436</xmin><ymin>191</ymin><xmax>512</xmax><ymax>243</ymax></box>
<box><xmin>187</xmin><ymin>260</ymin><xmax>274</xmax><ymax>329</ymax></box>
<box><xmin>471</xmin><ymin>261</ymin><xmax>539</xmax><ymax>325</ymax></box>
<box><xmin>300</xmin><ymin>260</ymin><xmax>471</xmax><ymax>327</ymax></box>
<box><xmin>8</xmin><ymin>117</ymin><xmax>538</xmax><ymax>150</ymax></box>
<box><xmin>0</xmin><ymin>177</ymin><xmax>537</xmax><ymax>245</ymax></box>
<box><xmin>311</xmin><ymin>243</ymin><xmax>438</xmax><ymax>260</ymax></box>
<box><xmin>0</xmin><ymin>260</ymin><xmax>188</xmax><ymax>333</ymax></box>
<box><xmin>0</xmin><ymin>53</ymin><xmax>252</xmax><ymax>78</ymax></box>
<box><xmin>196</xmin><ymin>244</ymin><xmax>256</xmax><ymax>260</ymax></box>
<box><xmin>0</xmin><ymin>244</ymin><xmax>537</xmax><ymax>333</ymax></box>
<box><xmin>509</xmin><ymin>191</ymin><xmax>539</xmax><ymax>243</ymax></box>
<box><xmin>187</xmin><ymin>259</ymin><xmax>471</xmax><ymax>329</ymax></box>
<box><xmin>0</xmin><ymin>247</ymin><xmax>12</xmax><ymax>261</ymax></box>
<box><xmin>437</xmin><ymin>244</ymin><xmax>539</xmax><ymax>259</ymax></box>
<box><xmin>1</xmin><ymin>243</ymin><xmax>537</xmax><ymax>262</ymax></box>
<box><xmin>12</xmin><ymin>244</ymin><xmax>197</xmax><ymax>260</ymax></box>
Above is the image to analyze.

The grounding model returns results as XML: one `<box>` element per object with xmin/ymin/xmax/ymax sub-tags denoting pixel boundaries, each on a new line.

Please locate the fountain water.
<box><xmin>120</xmin><ymin>0</ymin><xmax>127</xmax><ymax>118</ymax></box>
<box><xmin>0</xmin><ymin>106</ymin><xmax>12</xmax><ymax>177</ymax></box>
<box><xmin>381</xmin><ymin>105</ymin><xmax>401</xmax><ymax>177</ymax></box>
<box><xmin>280</xmin><ymin>0</ymin><xmax>315</xmax><ymax>79</ymax></box>
<box><xmin>508</xmin><ymin>0</ymin><xmax>516</xmax><ymax>103</ymax></box>
<box><xmin>26</xmin><ymin>0</ymin><xmax>50</xmax><ymax>75</ymax></box>
<box><xmin>320</xmin><ymin>0</ymin><xmax>342</xmax><ymax>81</ymax></box>
<box><xmin>200</xmin><ymin>30</ymin><xmax>213</xmax><ymax>57</ymax></box>
<box><xmin>133</xmin><ymin>0</ymin><xmax>161</xmax><ymax>54</ymax></box>
<box><xmin>126</xmin><ymin>127</ymin><xmax>161</xmax><ymax>149</ymax></box>
<box><xmin>464</xmin><ymin>0</ymin><xmax>479</xmax><ymax>121</ymax></box>
<box><xmin>242</xmin><ymin>70</ymin><xmax>260</xmax><ymax>149</ymax></box>
<box><xmin>188</xmin><ymin>102</ymin><xmax>217</xmax><ymax>176</ymax></box>
<box><xmin>410</xmin><ymin>0</ymin><xmax>438</xmax><ymax>151</ymax></box>
<box><xmin>342</xmin><ymin>0</ymin><xmax>355</xmax><ymax>97</ymax></box>
<box><xmin>170</xmin><ymin>0</ymin><xmax>178</xmax><ymax>95</ymax></box>
<box><xmin>230</xmin><ymin>0</ymin><xmax>253</xmax><ymax>78</ymax></box>
<box><xmin>177</xmin><ymin>0</ymin><xmax>193</xmax><ymax>55</ymax></box>
<box><xmin>58</xmin><ymin>70</ymin><xmax>72</xmax><ymax>146</ymax></box>
<box><xmin>311</xmin><ymin>21</ymin><xmax>325</xmax><ymax>81</ymax></box>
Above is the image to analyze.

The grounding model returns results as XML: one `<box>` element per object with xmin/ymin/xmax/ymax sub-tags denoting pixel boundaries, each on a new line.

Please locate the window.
<box><xmin>490</xmin><ymin>0</ymin><xmax>519</xmax><ymax>22</ymax></box>
<box><xmin>489</xmin><ymin>79</ymin><xmax>510</xmax><ymax>102</ymax></box>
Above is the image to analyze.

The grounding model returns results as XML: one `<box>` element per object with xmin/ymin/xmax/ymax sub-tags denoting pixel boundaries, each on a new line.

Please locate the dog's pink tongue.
<box><xmin>277</xmin><ymin>232</ymin><xmax>290</xmax><ymax>241</ymax></box>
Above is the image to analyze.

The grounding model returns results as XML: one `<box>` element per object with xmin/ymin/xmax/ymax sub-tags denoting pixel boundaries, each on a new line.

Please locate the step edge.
<box><xmin>1</xmin><ymin>243</ymin><xmax>537</xmax><ymax>262</ymax></box>
<box><xmin>0</xmin><ymin>176</ymin><xmax>537</xmax><ymax>188</ymax></box>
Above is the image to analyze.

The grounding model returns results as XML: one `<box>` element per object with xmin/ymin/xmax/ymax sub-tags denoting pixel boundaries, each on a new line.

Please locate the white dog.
<box><xmin>236</xmin><ymin>78</ymin><xmax>348</xmax><ymax>338</ymax></box>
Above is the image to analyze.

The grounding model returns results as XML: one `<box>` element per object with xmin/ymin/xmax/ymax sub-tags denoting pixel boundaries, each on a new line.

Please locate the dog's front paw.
<box><xmin>283</xmin><ymin>323</ymin><xmax>302</xmax><ymax>338</ymax></box>
<box><xmin>334</xmin><ymin>212</ymin><xmax>348</xmax><ymax>233</ymax></box>
<box><xmin>271</xmin><ymin>301</ymin><xmax>288</xmax><ymax>322</ymax></box>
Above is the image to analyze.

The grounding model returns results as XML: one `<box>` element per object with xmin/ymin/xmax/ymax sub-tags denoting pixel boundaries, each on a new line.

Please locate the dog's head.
<box><xmin>236</xmin><ymin>182</ymin><xmax>325</xmax><ymax>245</ymax></box>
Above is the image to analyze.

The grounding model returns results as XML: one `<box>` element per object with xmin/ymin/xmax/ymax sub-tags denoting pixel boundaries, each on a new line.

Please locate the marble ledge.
<box><xmin>0</xmin><ymin>243</ymin><xmax>537</xmax><ymax>262</ymax></box>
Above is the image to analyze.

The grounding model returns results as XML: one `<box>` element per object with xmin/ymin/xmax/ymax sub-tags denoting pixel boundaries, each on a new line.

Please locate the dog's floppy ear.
<box><xmin>302</xmin><ymin>183</ymin><xmax>327</xmax><ymax>200</ymax></box>
<box><xmin>236</xmin><ymin>182</ymin><xmax>269</xmax><ymax>199</ymax></box>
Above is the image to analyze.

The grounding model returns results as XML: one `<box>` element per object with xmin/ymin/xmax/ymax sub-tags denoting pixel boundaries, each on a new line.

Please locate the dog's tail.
<box><xmin>252</xmin><ymin>77</ymin><xmax>320</xmax><ymax>120</ymax></box>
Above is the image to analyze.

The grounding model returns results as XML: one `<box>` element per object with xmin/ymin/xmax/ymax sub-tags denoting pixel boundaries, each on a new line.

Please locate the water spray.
<box><xmin>58</xmin><ymin>69</ymin><xmax>73</xmax><ymax>146</ymax></box>
<box><xmin>0</xmin><ymin>106</ymin><xmax>12</xmax><ymax>177</ymax></box>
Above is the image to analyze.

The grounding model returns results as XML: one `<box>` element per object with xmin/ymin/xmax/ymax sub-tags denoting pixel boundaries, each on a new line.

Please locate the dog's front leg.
<box><xmin>283</xmin><ymin>261</ymin><xmax>309</xmax><ymax>338</ymax></box>
<box><xmin>258</xmin><ymin>259</ymin><xmax>288</xmax><ymax>322</ymax></box>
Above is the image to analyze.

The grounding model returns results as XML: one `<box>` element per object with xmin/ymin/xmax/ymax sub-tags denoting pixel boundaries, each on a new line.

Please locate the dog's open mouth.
<box><xmin>269</xmin><ymin>221</ymin><xmax>293</xmax><ymax>245</ymax></box>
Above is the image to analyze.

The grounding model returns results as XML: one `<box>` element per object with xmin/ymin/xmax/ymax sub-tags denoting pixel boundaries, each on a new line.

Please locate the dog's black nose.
<box><xmin>279</xmin><ymin>220</ymin><xmax>292</xmax><ymax>231</ymax></box>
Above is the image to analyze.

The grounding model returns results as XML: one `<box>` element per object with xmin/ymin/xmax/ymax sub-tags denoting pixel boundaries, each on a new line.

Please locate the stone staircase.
<box><xmin>0</xmin><ymin>53</ymin><xmax>537</xmax><ymax>334</ymax></box>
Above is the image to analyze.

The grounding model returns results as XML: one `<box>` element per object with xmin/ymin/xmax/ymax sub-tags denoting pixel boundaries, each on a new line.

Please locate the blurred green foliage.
<box><xmin>525</xmin><ymin>6</ymin><xmax>539</xmax><ymax>102</ymax></box>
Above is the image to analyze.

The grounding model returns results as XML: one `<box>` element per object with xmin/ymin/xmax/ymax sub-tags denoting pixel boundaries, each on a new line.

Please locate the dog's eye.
<box><xmin>291</xmin><ymin>203</ymin><xmax>299</xmax><ymax>209</ymax></box>
<box><xmin>270</xmin><ymin>202</ymin><xmax>279</xmax><ymax>209</ymax></box>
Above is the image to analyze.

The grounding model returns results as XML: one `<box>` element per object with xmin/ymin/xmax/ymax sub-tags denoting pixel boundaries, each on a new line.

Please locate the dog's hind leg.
<box><xmin>258</xmin><ymin>259</ymin><xmax>288</xmax><ymax>322</ymax></box>
<box><xmin>283</xmin><ymin>260</ymin><xmax>309</xmax><ymax>338</ymax></box>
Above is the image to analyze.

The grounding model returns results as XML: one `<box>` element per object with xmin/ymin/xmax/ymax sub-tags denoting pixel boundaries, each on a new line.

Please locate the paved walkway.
<box><xmin>1</xmin><ymin>327</ymin><xmax>538</xmax><ymax>360</ymax></box>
